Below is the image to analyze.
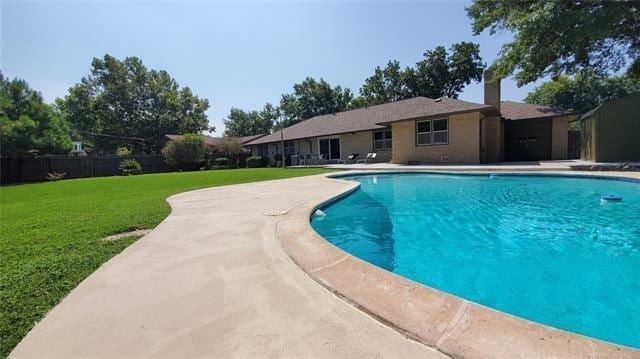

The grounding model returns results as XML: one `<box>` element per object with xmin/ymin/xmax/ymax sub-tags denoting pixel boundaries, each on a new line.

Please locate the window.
<box><xmin>416</xmin><ymin>120</ymin><xmax>431</xmax><ymax>145</ymax></box>
<box><xmin>284</xmin><ymin>141</ymin><xmax>295</xmax><ymax>155</ymax></box>
<box><xmin>416</xmin><ymin>118</ymin><xmax>448</xmax><ymax>146</ymax></box>
<box><xmin>319</xmin><ymin>137</ymin><xmax>341</xmax><ymax>159</ymax></box>
<box><xmin>433</xmin><ymin>119</ymin><xmax>448</xmax><ymax>144</ymax></box>
<box><xmin>259</xmin><ymin>144</ymin><xmax>268</xmax><ymax>156</ymax></box>
<box><xmin>373</xmin><ymin>129</ymin><xmax>392</xmax><ymax>150</ymax></box>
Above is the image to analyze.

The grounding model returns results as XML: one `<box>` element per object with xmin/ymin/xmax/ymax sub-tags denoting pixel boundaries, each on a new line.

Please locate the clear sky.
<box><xmin>2</xmin><ymin>0</ymin><xmax>546</xmax><ymax>134</ymax></box>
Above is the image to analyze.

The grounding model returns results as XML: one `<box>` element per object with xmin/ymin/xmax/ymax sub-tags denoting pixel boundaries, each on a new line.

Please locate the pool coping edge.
<box><xmin>277</xmin><ymin>170</ymin><xmax>640</xmax><ymax>358</ymax></box>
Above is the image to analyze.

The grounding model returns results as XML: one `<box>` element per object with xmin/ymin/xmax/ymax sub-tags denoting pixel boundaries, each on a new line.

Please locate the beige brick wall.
<box><xmin>551</xmin><ymin>115</ymin><xmax>570</xmax><ymax>160</ymax></box>
<box><xmin>391</xmin><ymin>111</ymin><xmax>481</xmax><ymax>163</ymax></box>
<box><xmin>296</xmin><ymin>139</ymin><xmax>314</xmax><ymax>156</ymax></box>
<box><xmin>484</xmin><ymin>116</ymin><xmax>502</xmax><ymax>163</ymax></box>
<box><xmin>251</xmin><ymin>129</ymin><xmax>394</xmax><ymax>162</ymax></box>
<box><xmin>339</xmin><ymin>130</ymin><xmax>392</xmax><ymax>162</ymax></box>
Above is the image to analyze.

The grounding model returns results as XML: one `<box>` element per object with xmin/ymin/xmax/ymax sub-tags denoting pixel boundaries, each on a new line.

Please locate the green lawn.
<box><xmin>0</xmin><ymin>168</ymin><xmax>333</xmax><ymax>357</ymax></box>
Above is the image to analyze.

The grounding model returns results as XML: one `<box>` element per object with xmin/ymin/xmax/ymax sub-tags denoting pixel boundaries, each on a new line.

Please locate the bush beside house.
<box><xmin>246</xmin><ymin>155</ymin><xmax>269</xmax><ymax>168</ymax></box>
<box><xmin>161</xmin><ymin>134</ymin><xmax>207</xmax><ymax>170</ymax></box>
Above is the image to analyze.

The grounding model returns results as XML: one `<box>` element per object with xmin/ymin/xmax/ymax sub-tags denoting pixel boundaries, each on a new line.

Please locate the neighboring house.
<box><xmin>580</xmin><ymin>93</ymin><xmax>640</xmax><ymax>162</ymax></box>
<box><xmin>69</xmin><ymin>140</ymin><xmax>88</xmax><ymax>157</ymax></box>
<box><xmin>246</xmin><ymin>72</ymin><xmax>577</xmax><ymax>164</ymax></box>
<box><xmin>164</xmin><ymin>134</ymin><xmax>266</xmax><ymax>154</ymax></box>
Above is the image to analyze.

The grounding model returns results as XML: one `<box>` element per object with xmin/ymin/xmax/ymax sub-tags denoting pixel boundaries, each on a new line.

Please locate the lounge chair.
<box><xmin>338</xmin><ymin>153</ymin><xmax>359</xmax><ymax>164</ymax></box>
<box><xmin>357</xmin><ymin>153</ymin><xmax>377</xmax><ymax>164</ymax></box>
<box><xmin>299</xmin><ymin>155</ymin><xmax>309</xmax><ymax>166</ymax></box>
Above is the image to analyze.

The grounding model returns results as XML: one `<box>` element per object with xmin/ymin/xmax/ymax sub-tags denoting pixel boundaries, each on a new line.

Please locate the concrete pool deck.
<box><xmin>11</xmin><ymin>170</ymin><xmax>640</xmax><ymax>358</ymax></box>
<box><xmin>10</xmin><ymin>174</ymin><xmax>444</xmax><ymax>359</ymax></box>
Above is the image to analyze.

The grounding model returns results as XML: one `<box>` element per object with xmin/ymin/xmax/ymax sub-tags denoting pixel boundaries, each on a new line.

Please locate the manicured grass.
<box><xmin>0</xmin><ymin>168</ymin><xmax>333</xmax><ymax>357</ymax></box>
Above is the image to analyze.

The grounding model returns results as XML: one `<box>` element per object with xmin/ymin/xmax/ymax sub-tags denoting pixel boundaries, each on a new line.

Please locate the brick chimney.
<box><xmin>484</xmin><ymin>70</ymin><xmax>501</xmax><ymax>112</ymax></box>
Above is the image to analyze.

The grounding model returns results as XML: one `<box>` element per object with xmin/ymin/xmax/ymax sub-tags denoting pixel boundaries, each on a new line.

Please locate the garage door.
<box><xmin>505</xmin><ymin>118</ymin><xmax>551</xmax><ymax>161</ymax></box>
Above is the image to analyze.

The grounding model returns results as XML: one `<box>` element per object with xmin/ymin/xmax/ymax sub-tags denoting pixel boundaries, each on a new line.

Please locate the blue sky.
<box><xmin>2</xmin><ymin>0</ymin><xmax>546</xmax><ymax>133</ymax></box>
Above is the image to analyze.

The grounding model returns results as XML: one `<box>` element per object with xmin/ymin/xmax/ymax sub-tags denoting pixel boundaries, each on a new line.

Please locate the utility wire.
<box><xmin>71</xmin><ymin>130</ymin><xmax>147</xmax><ymax>141</ymax></box>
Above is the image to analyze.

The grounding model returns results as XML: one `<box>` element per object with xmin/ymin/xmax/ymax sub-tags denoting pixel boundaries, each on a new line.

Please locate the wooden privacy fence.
<box><xmin>1</xmin><ymin>155</ymin><xmax>171</xmax><ymax>184</ymax></box>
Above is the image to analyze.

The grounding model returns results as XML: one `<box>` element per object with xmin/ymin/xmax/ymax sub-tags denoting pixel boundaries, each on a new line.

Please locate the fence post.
<box><xmin>90</xmin><ymin>156</ymin><xmax>95</xmax><ymax>177</ymax></box>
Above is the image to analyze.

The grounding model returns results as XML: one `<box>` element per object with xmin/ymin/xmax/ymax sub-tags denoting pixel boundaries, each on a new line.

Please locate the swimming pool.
<box><xmin>311</xmin><ymin>173</ymin><xmax>640</xmax><ymax>349</ymax></box>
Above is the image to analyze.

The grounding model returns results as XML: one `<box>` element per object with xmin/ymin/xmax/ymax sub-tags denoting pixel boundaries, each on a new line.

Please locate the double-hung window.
<box><xmin>373</xmin><ymin>129</ymin><xmax>392</xmax><ymax>150</ymax></box>
<box><xmin>283</xmin><ymin>141</ymin><xmax>295</xmax><ymax>155</ymax></box>
<box><xmin>416</xmin><ymin>118</ymin><xmax>448</xmax><ymax>146</ymax></box>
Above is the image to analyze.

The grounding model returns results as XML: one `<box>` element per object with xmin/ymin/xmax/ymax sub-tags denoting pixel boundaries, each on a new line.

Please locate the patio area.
<box><xmin>10</xmin><ymin>174</ymin><xmax>443</xmax><ymax>358</ymax></box>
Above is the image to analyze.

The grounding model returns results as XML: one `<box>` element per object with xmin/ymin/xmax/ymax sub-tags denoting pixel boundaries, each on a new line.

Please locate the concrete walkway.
<box><xmin>11</xmin><ymin>175</ymin><xmax>444</xmax><ymax>358</ymax></box>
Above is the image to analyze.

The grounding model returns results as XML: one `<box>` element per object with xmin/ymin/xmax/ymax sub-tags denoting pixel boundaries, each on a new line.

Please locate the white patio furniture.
<box><xmin>338</xmin><ymin>153</ymin><xmax>360</xmax><ymax>164</ymax></box>
<box><xmin>357</xmin><ymin>152</ymin><xmax>377</xmax><ymax>164</ymax></box>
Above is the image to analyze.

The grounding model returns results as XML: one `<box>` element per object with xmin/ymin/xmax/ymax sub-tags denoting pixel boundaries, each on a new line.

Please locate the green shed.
<box><xmin>580</xmin><ymin>93</ymin><xmax>640</xmax><ymax>162</ymax></box>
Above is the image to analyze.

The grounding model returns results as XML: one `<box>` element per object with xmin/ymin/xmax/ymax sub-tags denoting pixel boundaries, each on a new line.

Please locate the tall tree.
<box><xmin>525</xmin><ymin>72</ymin><xmax>640</xmax><ymax>113</ymax></box>
<box><xmin>0</xmin><ymin>73</ymin><xmax>72</xmax><ymax>156</ymax></box>
<box><xmin>408</xmin><ymin>42</ymin><xmax>485</xmax><ymax>99</ymax></box>
<box><xmin>279</xmin><ymin>77</ymin><xmax>353</xmax><ymax>126</ymax></box>
<box><xmin>223</xmin><ymin>103</ymin><xmax>277</xmax><ymax>137</ymax></box>
<box><xmin>56</xmin><ymin>55</ymin><xmax>212</xmax><ymax>153</ymax></box>
<box><xmin>358</xmin><ymin>43</ymin><xmax>484</xmax><ymax>106</ymax></box>
<box><xmin>360</xmin><ymin>60</ymin><xmax>410</xmax><ymax>105</ymax></box>
<box><xmin>467</xmin><ymin>0</ymin><xmax>640</xmax><ymax>85</ymax></box>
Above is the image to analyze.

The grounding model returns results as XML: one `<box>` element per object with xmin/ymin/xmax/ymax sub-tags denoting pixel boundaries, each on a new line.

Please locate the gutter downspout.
<box><xmin>280</xmin><ymin>115</ymin><xmax>286</xmax><ymax>168</ymax></box>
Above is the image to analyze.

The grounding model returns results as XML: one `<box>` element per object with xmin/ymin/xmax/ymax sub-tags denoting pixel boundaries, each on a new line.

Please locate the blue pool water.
<box><xmin>311</xmin><ymin>173</ymin><xmax>640</xmax><ymax>348</ymax></box>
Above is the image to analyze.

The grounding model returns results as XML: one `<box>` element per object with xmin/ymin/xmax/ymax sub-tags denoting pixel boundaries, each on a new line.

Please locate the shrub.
<box><xmin>115</xmin><ymin>146</ymin><xmax>132</xmax><ymax>156</ymax></box>
<box><xmin>161</xmin><ymin>134</ymin><xmax>206</xmax><ymax>170</ymax></box>
<box><xmin>246</xmin><ymin>155</ymin><xmax>267</xmax><ymax>168</ymax></box>
<box><xmin>214</xmin><ymin>157</ymin><xmax>229</xmax><ymax>166</ymax></box>
<box><xmin>45</xmin><ymin>171</ymin><xmax>66</xmax><ymax>181</ymax></box>
<box><xmin>218</xmin><ymin>137</ymin><xmax>244</xmax><ymax>161</ymax></box>
<box><xmin>119</xmin><ymin>159</ymin><xmax>142</xmax><ymax>175</ymax></box>
<box><xmin>273</xmin><ymin>153</ymin><xmax>290</xmax><ymax>167</ymax></box>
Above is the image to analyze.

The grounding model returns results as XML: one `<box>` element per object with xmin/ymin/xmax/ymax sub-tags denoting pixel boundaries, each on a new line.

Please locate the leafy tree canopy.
<box><xmin>467</xmin><ymin>0</ymin><xmax>640</xmax><ymax>85</ymax></box>
<box><xmin>56</xmin><ymin>55</ymin><xmax>212</xmax><ymax>153</ymax></box>
<box><xmin>223</xmin><ymin>103</ymin><xmax>277</xmax><ymax>137</ymax></box>
<box><xmin>525</xmin><ymin>72</ymin><xmax>640</xmax><ymax>113</ymax></box>
<box><xmin>0</xmin><ymin>73</ymin><xmax>72</xmax><ymax>156</ymax></box>
<box><xmin>360</xmin><ymin>60</ymin><xmax>410</xmax><ymax>105</ymax></box>
<box><xmin>225</xmin><ymin>44</ymin><xmax>481</xmax><ymax>131</ymax></box>
<box><xmin>359</xmin><ymin>42</ymin><xmax>484</xmax><ymax>106</ymax></box>
<box><xmin>279</xmin><ymin>77</ymin><xmax>353</xmax><ymax>126</ymax></box>
<box><xmin>217</xmin><ymin>136</ymin><xmax>245</xmax><ymax>165</ymax></box>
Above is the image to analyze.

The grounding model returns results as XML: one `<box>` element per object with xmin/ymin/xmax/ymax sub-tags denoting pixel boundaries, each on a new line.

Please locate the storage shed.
<box><xmin>580</xmin><ymin>93</ymin><xmax>640</xmax><ymax>162</ymax></box>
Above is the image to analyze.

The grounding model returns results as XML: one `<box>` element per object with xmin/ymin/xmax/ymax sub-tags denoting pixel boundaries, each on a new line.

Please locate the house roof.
<box><xmin>164</xmin><ymin>134</ymin><xmax>266</xmax><ymax>147</ymax></box>
<box><xmin>500</xmin><ymin>101</ymin><xmax>575</xmax><ymax>120</ymax></box>
<box><xmin>247</xmin><ymin>97</ymin><xmax>496</xmax><ymax>145</ymax></box>
<box><xmin>579</xmin><ymin>92</ymin><xmax>640</xmax><ymax>120</ymax></box>
<box><xmin>236</xmin><ymin>134</ymin><xmax>267</xmax><ymax>144</ymax></box>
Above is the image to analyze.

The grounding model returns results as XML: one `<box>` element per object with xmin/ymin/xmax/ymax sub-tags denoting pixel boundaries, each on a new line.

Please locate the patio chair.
<box><xmin>337</xmin><ymin>153</ymin><xmax>359</xmax><ymax>164</ymax></box>
<box><xmin>317</xmin><ymin>154</ymin><xmax>326</xmax><ymax>165</ymax></box>
<box><xmin>357</xmin><ymin>152</ymin><xmax>377</xmax><ymax>164</ymax></box>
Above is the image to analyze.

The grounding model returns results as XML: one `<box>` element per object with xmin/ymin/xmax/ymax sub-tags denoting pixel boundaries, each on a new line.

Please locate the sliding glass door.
<box><xmin>319</xmin><ymin>138</ymin><xmax>341</xmax><ymax>159</ymax></box>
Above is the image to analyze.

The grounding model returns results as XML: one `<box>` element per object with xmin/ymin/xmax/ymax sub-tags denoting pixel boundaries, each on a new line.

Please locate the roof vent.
<box><xmin>435</xmin><ymin>97</ymin><xmax>442</xmax><ymax>102</ymax></box>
